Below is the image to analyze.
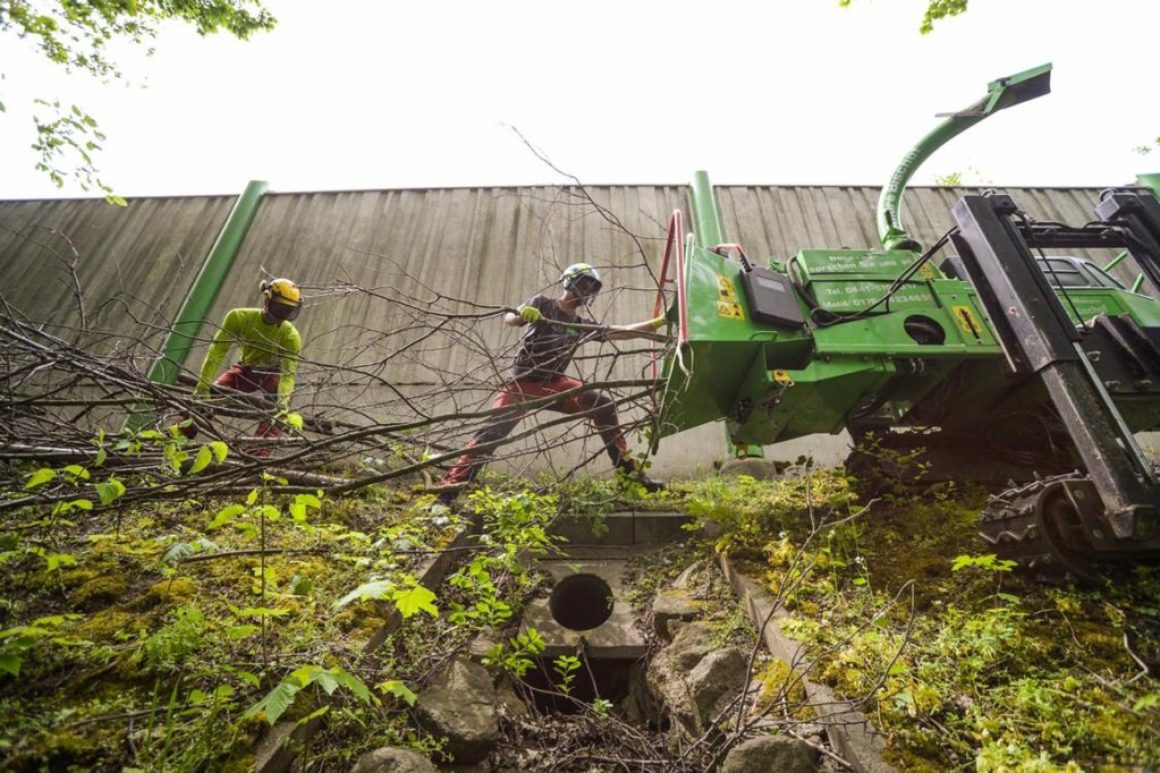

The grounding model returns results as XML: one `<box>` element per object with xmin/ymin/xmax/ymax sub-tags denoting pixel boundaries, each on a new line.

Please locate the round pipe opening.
<box><xmin>549</xmin><ymin>573</ymin><xmax>614</xmax><ymax>631</ymax></box>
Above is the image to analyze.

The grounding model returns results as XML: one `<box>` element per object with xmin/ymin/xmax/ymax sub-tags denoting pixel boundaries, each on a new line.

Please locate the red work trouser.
<box><xmin>440</xmin><ymin>376</ymin><xmax>629</xmax><ymax>487</ymax></box>
<box><xmin>179</xmin><ymin>364</ymin><xmax>282</xmax><ymax>442</ymax></box>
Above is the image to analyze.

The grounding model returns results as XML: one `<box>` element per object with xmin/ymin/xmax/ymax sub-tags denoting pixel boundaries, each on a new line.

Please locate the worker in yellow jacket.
<box><xmin>179</xmin><ymin>278</ymin><xmax>302</xmax><ymax>445</ymax></box>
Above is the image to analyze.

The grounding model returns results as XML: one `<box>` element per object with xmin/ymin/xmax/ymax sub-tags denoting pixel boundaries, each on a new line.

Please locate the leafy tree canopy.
<box><xmin>1</xmin><ymin>0</ymin><xmax>276</xmax><ymax>202</ymax></box>
<box><xmin>839</xmin><ymin>0</ymin><xmax>969</xmax><ymax>34</ymax></box>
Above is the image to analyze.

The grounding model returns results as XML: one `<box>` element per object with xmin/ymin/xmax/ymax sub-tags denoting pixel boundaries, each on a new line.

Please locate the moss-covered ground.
<box><xmin>1</xmin><ymin>462</ymin><xmax>1157</xmax><ymax>771</ymax></box>
<box><xmin>682</xmin><ymin>469</ymin><xmax>1160</xmax><ymax>771</ymax></box>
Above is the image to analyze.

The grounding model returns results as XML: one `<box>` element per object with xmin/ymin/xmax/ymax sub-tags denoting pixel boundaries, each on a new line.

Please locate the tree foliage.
<box><xmin>1</xmin><ymin>0</ymin><xmax>276</xmax><ymax>201</ymax></box>
<box><xmin>838</xmin><ymin>0</ymin><xmax>969</xmax><ymax>34</ymax></box>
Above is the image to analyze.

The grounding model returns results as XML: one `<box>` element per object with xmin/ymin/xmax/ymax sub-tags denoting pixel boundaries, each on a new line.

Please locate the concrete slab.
<box><xmin>551</xmin><ymin>510</ymin><xmax>696</xmax><ymax>548</ymax></box>
<box><xmin>522</xmin><ymin>560</ymin><xmax>647</xmax><ymax>659</ymax></box>
<box><xmin>718</xmin><ymin>555</ymin><xmax>895</xmax><ymax>773</ymax></box>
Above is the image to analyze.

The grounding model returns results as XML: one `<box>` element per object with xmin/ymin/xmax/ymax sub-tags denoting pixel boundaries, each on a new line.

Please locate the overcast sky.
<box><xmin>2</xmin><ymin>0</ymin><xmax>1158</xmax><ymax>199</ymax></box>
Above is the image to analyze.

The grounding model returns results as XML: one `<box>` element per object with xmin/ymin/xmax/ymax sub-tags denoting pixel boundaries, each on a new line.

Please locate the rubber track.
<box><xmin>980</xmin><ymin>473</ymin><xmax>1089</xmax><ymax>581</ymax></box>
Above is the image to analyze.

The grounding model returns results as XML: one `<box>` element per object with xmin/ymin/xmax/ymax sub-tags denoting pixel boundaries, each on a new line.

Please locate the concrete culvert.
<box><xmin>549</xmin><ymin>573</ymin><xmax>613</xmax><ymax>631</ymax></box>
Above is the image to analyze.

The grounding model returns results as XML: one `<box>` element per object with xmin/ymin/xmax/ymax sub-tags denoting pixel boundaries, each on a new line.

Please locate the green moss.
<box><xmin>7</xmin><ymin>727</ymin><xmax>106</xmax><ymax>770</ymax></box>
<box><xmin>146</xmin><ymin>577</ymin><xmax>198</xmax><ymax>605</ymax></box>
<box><xmin>218</xmin><ymin>752</ymin><xmax>257</xmax><ymax>773</ymax></box>
<box><xmin>75</xmin><ymin>609</ymin><xmax>135</xmax><ymax>641</ymax></box>
<box><xmin>71</xmin><ymin>574</ymin><xmax>129</xmax><ymax>608</ymax></box>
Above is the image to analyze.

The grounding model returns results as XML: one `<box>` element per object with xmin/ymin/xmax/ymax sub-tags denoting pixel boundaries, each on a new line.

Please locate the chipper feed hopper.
<box><xmin>652</xmin><ymin>64</ymin><xmax>1160</xmax><ymax>578</ymax></box>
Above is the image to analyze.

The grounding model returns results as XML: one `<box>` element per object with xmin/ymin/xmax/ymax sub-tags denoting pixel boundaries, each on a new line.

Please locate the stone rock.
<box><xmin>494</xmin><ymin>684</ymin><xmax>528</xmax><ymax>719</ymax></box>
<box><xmin>350</xmin><ymin>747</ymin><xmax>437</xmax><ymax>773</ymax></box>
<box><xmin>660</xmin><ymin>620</ymin><xmax>715</xmax><ymax>670</ymax></box>
<box><xmin>647</xmin><ymin>621</ymin><xmax>750</xmax><ymax>737</ymax></box>
<box><xmin>672</xmin><ymin>559</ymin><xmax>705</xmax><ymax>589</ymax></box>
<box><xmin>687</xmin><ymin>647</ymin><xmax>748</xmax><ymax>731</ymax></box>
<box><xmin>646</xmin><ymin>623</ymin><xmax>714</xmax><ymax>736</ymax></box>
<box><xmin>717</xmin><ymin>457</ymin><xmax>787</xmax><ymax>480</ymax></box>
<box><xmin>620</xmin><ymin>661</ymin><xmax>660</xmax><ymax>726</ymax></box>
<box><xmin>651</xmin><ymin>589</ymin><xmax>700</xmax><ymax>641</ymax></box>
<box><xmin>415</xmin><ymin>658</ymin><xmax>498</xmax><ymax>765</ymax></box>
<box><xmin>721</xmin><ymin>735</ymin><xmax>819</xmax><ymax>773</ymax></box>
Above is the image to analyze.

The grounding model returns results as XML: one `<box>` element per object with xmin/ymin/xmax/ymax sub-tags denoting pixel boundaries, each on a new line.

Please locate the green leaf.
<box><xmin>1134</xmin><ymin>693</ymin><xmax>1160</xmax><ymax>711</ymax></box>
<box><xmin>296</xmin><ymin>493</ymin><xmax>322</xmax><ymax>509</ymax></box>
<box><xmin>225</xmin><ymin>624</ymin><xmax>259</xmax><ymax>640</ymax></box>
<box><xmin>189</xmin><ymin>444</ymin><xmax>213</xmax><ymax>475</ymax></box>
<box><xmin>329</xmin><ymin>667</ymin><xmax>374</xmax><ymax>705</ymax></box>
<box><xmin>62</xmin><ymin>464</ymin><xmax>90</xmax><ymax>480</ymax></box>
<box><xmin>333</xmin><ymin>580</ymin><xmax>395</xmax><ymax>610</ymax></box>
<box><xmin>378</xmin><ymin>679</ymin><xmax>417</xmax><ymax>706</ymax></box>
<box><xmin>307</xmin><ymin>669</ymin><xmax>341</xmax><ymax>695</ymax></box>
<box><xmin>68</xmin><ymin>498</ymin><xmax>93</xmax><ymax>511</ymax></box>
<box><xmin>235</xmin><ymin>670</ymin><xmax>262</xmax><ymax>688</ymax></box>
<box><xmin>290</xmin><ymin>493</ymin><xmax>322</xmax><ymax>523</ymax></box>
<box><xmin>46</xmin><ymin>553</ymin><xmax>78</xmax><ymax>571</ymax></box>
<box><xmin>208</xmin><ymin>441</ymin><xmax>229</xmax><ymax>462</ymax></box>
<box><xmin>95</xmin><ymin>477</ymin><xmax>126</xmax><ymax>505</ymax></box>
<box><xmin>299</xmin><ymin>705</ymin><xmax>330</xmax><ymax>724</ymax></box>
<box><xmin>289</xmin><ymin>575</ymin><xmax>312</xmax><ymax>596</ymax></box>
<box><xmin>246</xmin><ymin>488</ymin><xmax>259</xmax><ymax>506</ymax></box>
<box><xmin>208</xmin><ymin>504</ymin><xmax>245</xmax><ymax>530</ymax></box>
<box><xmin>0</xmin><ymin>653</ymin><xmax>22</xmax><ymax>677</ymax></box>
<box><xmin>244</xmin><ymin>679</ymin><xmax>301</xmax><ymax>724</ymax></box>
<box><xmin>284</xmin><ymin>412</ymin><xmax>304</xmax><ymax>432</ymax></box>
<box><xmin>393</xmin><ymin>585</ymin><xmax>438</xmax><ymax>619</ymax></box>
<box><xmin>93</xmin><ymin>448</ymin><xmax>108</xmax><ymax>467</ymax></box>
<box><xmin>232</xmin><ymin>606</ymin><xmax>290</xmax><ymax>619</ymax></box>
<box><xmin>288</xmin><ymin>664</ymin><xmax>325</xmax><ymax>687</ymax></box>
<box><xmin>24</xmin><ymin>468</ymin><xmax>56</xmax><ymax>490</ymax></box>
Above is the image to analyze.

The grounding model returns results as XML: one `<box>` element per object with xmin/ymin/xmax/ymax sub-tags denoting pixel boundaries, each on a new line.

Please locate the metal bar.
<box><xmin>877</xmin><ymin>63</ymin><xmax>1052</xmax><ymax>251</ymax></box>
<box><xmin>124</xmin><ymin>179</ymin><xmax>269</xmax><ymax>432</ymax></box>
<box><xmin>689</xmin><ymin>170</ymin><xmax>725</xmax><ymax>248</ymax></box>
<box><xmin>149</xmin><ymin>179</ymin><xmax>269</xmax><ymax>385</ymax></box>
<box><xmin>1103</xmin><ymin>251</ymin><xmax>1130</xmax><ymax>272</ymax></box>
<box><xmin>1018</xmin><ymin>229</ymin><xmax>1128</xmax><ymax>250</ymax></box>
<box><xmin>951</xmin><ymin>194</ymin><xmax>1078</xmax><ymax>374</ymax></box>
<box><xmin>952</xmin><ymin>193</ymin><xmax>1152</xmax><ymax>538</ymax></box>
<box><xmin>1096</xmin><ymin>191</ymin><xmax>1160</xmax><ymax>298</ymax></box>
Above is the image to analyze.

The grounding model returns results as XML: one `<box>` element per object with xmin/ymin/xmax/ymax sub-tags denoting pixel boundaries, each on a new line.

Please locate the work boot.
<box><xmin>618</xmin><ymin>460</ymin><xmax>664</xmax><ymax>493</ymax></box>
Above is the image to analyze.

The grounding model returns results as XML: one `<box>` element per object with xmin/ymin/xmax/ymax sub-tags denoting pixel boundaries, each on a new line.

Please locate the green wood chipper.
<box><xmin>652</xmin><ymin>63</ymin><xmax>1160</xmax><ymax>579</ymax></box>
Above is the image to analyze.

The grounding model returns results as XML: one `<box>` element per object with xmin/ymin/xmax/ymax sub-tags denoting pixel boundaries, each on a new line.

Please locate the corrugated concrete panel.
<box><xmin>0</xmin><ymin>184</ymin><xmax>1149</xmax><ymax>475</ymax></box>
<box><xmin>0</xmin><ymin>195</ymin><xmax>237</xmax><ymax>360</ymax></box>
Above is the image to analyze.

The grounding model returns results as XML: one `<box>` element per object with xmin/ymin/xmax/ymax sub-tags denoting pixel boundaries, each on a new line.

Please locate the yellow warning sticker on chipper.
<box><xmin>716</xmin><ymin>274</ymin><xmax>745</xmax><ymax>320</ymax></box>
<box><xmin>717</xmin><ymin>300</ymin><xmax>745</xmax><ymax>320</ymax></box>
<box><xmin>951</xmin><ymin>304</ymin><xmax>983</xmax><ymax>339</ymax></box>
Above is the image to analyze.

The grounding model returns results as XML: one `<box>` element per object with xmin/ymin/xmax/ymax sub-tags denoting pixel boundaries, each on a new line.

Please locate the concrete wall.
<box><xmin>0</xmin><ymin>184</ymin><xmax>1140</xmax><ymax>477</ymax></box>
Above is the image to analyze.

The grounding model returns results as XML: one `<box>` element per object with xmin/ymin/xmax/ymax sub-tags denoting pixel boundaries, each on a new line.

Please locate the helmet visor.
<box><xmin>573</xmin><ymin>274</ymin><xmax>602</xmax><ymax>298</ymax></box>
<box><xmin>267</xmin><ymin>300</ymin><xmax>301</xmax><ymax>321</ymax></box>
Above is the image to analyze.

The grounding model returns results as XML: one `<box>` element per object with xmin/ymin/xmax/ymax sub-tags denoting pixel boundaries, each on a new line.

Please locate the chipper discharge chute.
<box><xmin>651</xmin><ymin>63</ymin><xmax>1160</xmax><ymax>578</ymax></box>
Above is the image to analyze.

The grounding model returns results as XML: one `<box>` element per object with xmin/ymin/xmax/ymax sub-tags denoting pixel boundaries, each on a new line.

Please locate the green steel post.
<box><xmin>124</xmin><ymin>180</ymin><xmax>269</xmax><ymax>431</ymax></box>
<box><xmin>878</xmin><ymin>63</ymin><xmax>1052</xmax><ymax>251</ymax></box>
<box><xmin>689</xmin><ymin>171</ymin><xmax>764</xmax><ymax>459</ymax></box>
<box><xmin>1103</xmin><ymin>251</ymin><xmax>1129</xmax><ymax>273</ymax></box>
<box><xmin>690</xmin><ymin>170</ymin><xmax>725</xmax><ymax>248</ymax></box>
<box><xmin>1139</xmin><ymin>173</ymin><xmax>1160</xmax><ymax>201</ymax></box>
